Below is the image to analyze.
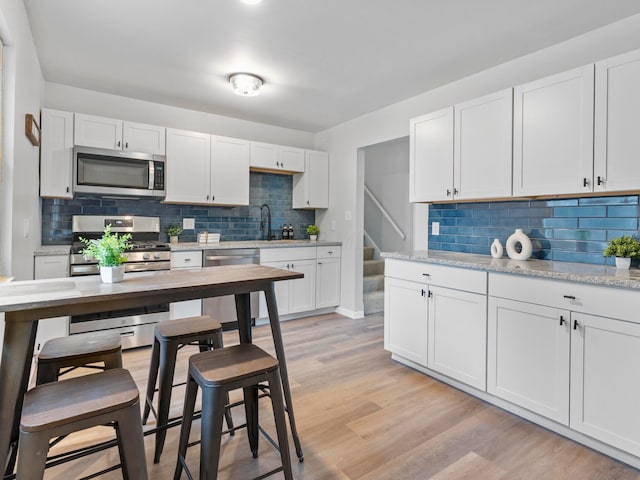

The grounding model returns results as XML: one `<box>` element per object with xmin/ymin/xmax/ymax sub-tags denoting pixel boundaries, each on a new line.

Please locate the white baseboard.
<box><xmin>335</xmin><ymin>306</ymin><xmax>364</xmax><ymax>319</ymax></box>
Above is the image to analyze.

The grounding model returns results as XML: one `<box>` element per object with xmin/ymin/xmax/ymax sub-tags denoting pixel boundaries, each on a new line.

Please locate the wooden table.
<box><xmin>0</xmin><ymin>264</ymin><xmax>304</xmax><ymax>476</ymax></box>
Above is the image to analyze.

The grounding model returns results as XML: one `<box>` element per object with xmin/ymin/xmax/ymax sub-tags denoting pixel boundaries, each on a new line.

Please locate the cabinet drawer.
<box><xmin>170</xmin><ymin>251</ymin><xmax>203</xmax><ymax>268</ymax></box>
<box><xmin>384</xmin><ymin>259</ymin><xmax>487</xmax><ymax>294</ymax></box>
<box><xmin>317</xmin><ymin>246</ymin><xmax>341</xmax><ymax>259</ymax></box>
<box><xmin>489</xmin><ymin>272</ymin><xmax>640</xmax><ymax>322</ymax></box>
<box><xmin>260</xmin><ymin>246</ymin><xmax>316</xmax><ymax>263</ymax></box>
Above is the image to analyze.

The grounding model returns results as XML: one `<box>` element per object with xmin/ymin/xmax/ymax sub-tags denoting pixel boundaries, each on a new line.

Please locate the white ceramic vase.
<box><xmin>490</xmin><ymin>239</ymin><xmax>504</xmax><ymax>258</ymax></box>
<box><xmin>100</xmin><ymin>265</ymin><xmax>125</xmax><ymax>283</ymax></box>
<box><xmin>615</xmin><ymin>257</ymin><xmax>631</xmax><ymax>269</ymax></box>
<box><xmin>506</xmin><ymin>229</ymin><xmax>532</xmax><ymax>261</ymax></box>
<box><xmin>170</xmin><ymin>236</ymin><xmax>179</xmax><ymax>244</ymax></box>
<box><xmin>309</xmin><ymin>235</ymin><xmax>318</xmax><ymax>242</ymax></box>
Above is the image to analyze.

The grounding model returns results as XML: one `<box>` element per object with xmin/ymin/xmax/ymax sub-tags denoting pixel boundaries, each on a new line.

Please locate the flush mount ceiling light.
<box><xmin>229</xmin><ymin>73</ymin><xmax>264</xmax><ymax>96</ymax></box>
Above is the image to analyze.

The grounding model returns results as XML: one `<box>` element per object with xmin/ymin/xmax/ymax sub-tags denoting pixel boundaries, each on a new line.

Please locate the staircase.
<box><xmin>363</xmin><ymin>246</ymin><xmax>384</xmax><ymax>315</ymax></box>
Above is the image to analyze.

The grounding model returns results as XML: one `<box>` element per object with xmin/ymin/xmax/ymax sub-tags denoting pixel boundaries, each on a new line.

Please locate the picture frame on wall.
<box><xmin>25</xmin><ymin>113</ymin><xmax>40</xmax><ymax>146</ymax></box>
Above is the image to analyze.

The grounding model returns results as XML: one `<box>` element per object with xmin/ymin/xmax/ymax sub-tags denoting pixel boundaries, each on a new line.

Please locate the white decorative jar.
<box><xmin>490</xmin><ymin>239</ymin><xmax>504</xmax><ymax>259</ymax></box>
<box><xmin>170</xmin><ymin>236</ymin><xmax>179</xmax><ymax>244</ymax></box>
<box><xmin>506</xmin><ymin>229</ymin><xmax>532</xmax><ymax>261</ymax></box>
<box><xmin>309</xmin><ymin>235</ymin><xmax>318</xmax><ymax>242</ymax></box>
<box><xmin>100</xmin><ymin>265</ymin><xmax>125</xmax><ymax>283</ymax></box>
<box><xmin>615</xmin><ymin>257</ymin><xmax>631</xmax><ymax>269</ymax></box>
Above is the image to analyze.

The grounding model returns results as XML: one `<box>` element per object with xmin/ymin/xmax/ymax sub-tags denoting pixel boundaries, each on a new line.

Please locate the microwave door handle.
<box><xmin>148</xmin><ymin>161</ymin><xmax>154</xmax><ymax>190</ymax></box>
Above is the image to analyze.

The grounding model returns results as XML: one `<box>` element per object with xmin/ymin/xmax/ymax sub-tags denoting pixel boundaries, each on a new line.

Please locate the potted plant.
<box><xmin>306</xmin><ymin>224</ymin><xmax>319</xmax><ymax>242</ymax></box>
<box><xmin>80</xmin><ymin>225</ymin><xmax>133</xmax><ymax>283</ymax></box>
<box><xmin>166</xmin><ymin>224</ymin><xmax>183</xmax><ymax>243</ymax></box>
<box><xmin>603</xmin><ymin>235</ymin><xmax>640</xmax><ymax>269</ymax></box>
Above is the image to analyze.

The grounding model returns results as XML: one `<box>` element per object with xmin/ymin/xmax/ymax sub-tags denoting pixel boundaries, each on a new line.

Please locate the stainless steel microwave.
<box><xmin>74</xmin><ymin>147</ymin><xmax>165</xmax><ymax>197</ymax></box>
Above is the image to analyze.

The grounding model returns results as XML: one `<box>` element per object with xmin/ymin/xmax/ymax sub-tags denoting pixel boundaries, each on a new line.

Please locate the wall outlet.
<box><xmin>432</xmin><ymin>221</ymin><xmax>440</xmax><ymax>236</ymax></box>
<box><xmin>183</xmin><ymin>218</ymin><xmax>195</xmax><ymax>230</ymax></box>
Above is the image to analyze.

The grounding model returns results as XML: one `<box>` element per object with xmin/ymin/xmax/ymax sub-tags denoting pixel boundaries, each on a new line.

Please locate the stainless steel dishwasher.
<box><xmin>202</xmin><ymin>248</ymin><xmax>261</xmax><ymax>327</ymax></box>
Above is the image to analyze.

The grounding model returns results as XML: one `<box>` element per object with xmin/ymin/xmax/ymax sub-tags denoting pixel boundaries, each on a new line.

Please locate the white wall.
<box><xmin>317</xmin><ymin>13</ymin><xmax>640</xmax><ymax>318</ymax></box>
<box><xmin>45</xmin><ymin>83</ymin><xmax>315</xmax><ymax>148</ymax></box>
<box><xmin>363</xmin><ymin>137</ymin><xmax>412</xmax><ymax>254</ymax></box>
<box><xmin>0</xmin><ymin>0</ymin><xmax>44</xmax><ymax>282</ymax></box>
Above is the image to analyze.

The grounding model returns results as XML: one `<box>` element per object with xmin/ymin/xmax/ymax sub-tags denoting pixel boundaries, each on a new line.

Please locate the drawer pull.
<box><xmin>120</xmin><ymin>331</ymin><xmax>135</xmax><ymax>337</ymax></box>
<box><xmin>563</xmin><ymin>295</ymin><xmax>576</xmax><ymax>300</ymax></box>
<box><xmin>422</xmin><ymin>273</ymin><xmax>430</xmax><ymax>277</ymax></box>
<box><xmin>184</xmin><ymin>258</ymin><xmax>191</xmax><ymax>262</ymax></box>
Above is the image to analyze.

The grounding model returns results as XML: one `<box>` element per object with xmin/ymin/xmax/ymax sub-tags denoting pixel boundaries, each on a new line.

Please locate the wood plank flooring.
<box><xmin>40</xmin><ymin>312</ymin><xmax>640</xmax><ymax>479</ymax></box>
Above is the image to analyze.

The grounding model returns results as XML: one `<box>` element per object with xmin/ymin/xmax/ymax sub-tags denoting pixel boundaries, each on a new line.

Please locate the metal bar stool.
<box><xmin>17</xmin><ymin>368</ymin><xmax>148</xmax><ymax>480</ymax></box>
<box><xmin>36</xmin><ymin>331</ymin><xmax>122</xmax><ymax>385</ymax></box>
<box><xmin>174</xmin><ymin>343</ymin><xmax>293</xmax><ymax>480</ymax></box>
<box><xmin>142</xmin><ymin>315</ymin><xmax>233</xmax><ymax>463</ymax></box>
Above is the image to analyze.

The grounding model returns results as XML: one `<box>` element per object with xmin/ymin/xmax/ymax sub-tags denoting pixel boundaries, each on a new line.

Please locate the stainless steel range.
<box><xmin>69</xmin><ymin>215</ymin><xmax>171</xmax><ymax>349</ymax></box>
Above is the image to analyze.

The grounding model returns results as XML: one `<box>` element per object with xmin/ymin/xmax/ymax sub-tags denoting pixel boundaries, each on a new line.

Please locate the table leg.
<box><xmin>0</xmin><ymin>316</ymin><xmax>38</xmax><ymax>476</ymax></box>
<box><xmin>235</xmin><ymin>293</ymin><xmax>258</xmax><ymax>456</ymax></box>
<box><xmin>263</xmin><ymin>284</ymin><xmax>304</xmax><ymax>462</ymax></box>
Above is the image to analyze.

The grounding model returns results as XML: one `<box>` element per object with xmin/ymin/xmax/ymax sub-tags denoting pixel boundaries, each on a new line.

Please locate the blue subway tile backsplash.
<box><xmin>428</xmin><ymin>195</ymin><xmax>640</xmax><ymax>266</ymax></box>
<box><xmin>41</xmin><ymin>172</ymin><xmax>315</xmax><ymax>244</ymax></box>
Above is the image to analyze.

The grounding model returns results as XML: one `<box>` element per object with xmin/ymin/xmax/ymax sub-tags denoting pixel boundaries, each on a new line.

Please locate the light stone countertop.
<box><xmin>34</xmin><ymin>245</ymin><xmax>71</xmax><ymax>256</ymax></box>
<box><xmin>170</xmin><ymin>240</ymin><xmax>341</xmax><ymax>252</ymax></box>
<box><xmin>381</xmin><ymin>250</ymin><xmax>640</xmax><ymax>290</ymax></box>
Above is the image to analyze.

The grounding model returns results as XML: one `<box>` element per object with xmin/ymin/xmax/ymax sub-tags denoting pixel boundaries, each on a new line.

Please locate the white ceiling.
<box><xmin>23</xmin><ymin>0</ymin><xmax>640</xmax><ymax>132</ymax></box>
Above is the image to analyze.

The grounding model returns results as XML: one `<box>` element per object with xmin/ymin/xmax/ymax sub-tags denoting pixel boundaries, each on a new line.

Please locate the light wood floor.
<box><xmin>40</xmin><ymin>312</ymin><xmax>640</xmax><ymax>480</ymax></box>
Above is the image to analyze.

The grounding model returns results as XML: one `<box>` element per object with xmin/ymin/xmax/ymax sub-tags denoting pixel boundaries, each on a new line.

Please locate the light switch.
<box><xmin>183</xmin><ymin>218</ymin><xmax>195</xmax><ymax>230</ymax></box>
<box><xmin>432</xmin><ymin>222</ymin><xmax>440</xmax><ymax>236</ymax></box>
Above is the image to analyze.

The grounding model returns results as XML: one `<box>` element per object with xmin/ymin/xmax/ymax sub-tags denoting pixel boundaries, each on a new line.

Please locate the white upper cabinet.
<box><xmin>210</xmin><ymin>135</ymin><xmax>250</xmax><ymax>206</ymax></box>
<box><xmin>594</xmin><ymin>48</ymin><xmax>640</xmax><ymax>193</ymax></box>
<box><xmin>292</xmin><ymin>150</ymin><xmax>329</xmax><ymax>209</ymax></box>
<box><xmin>40</xmin><ymin>109</ymin><xmax>74</xmax><ymax>199</ymax></box>
<box><xmin>250</xmin><ymin>142</ymin><xmax>305</xmax><ymax>173</ymax></box>
<box><xmin>454</xmin><ymin>89</ymin><xmax>513</xmax><ymax>200</ymax></box>
<box><xmin>410</xmin><ymin>107</ymin><xmax>454</xmax><ymax>203</ymax></box>
<box><xmin>122</xmin><ymin>121</ymin><xmax>166</xmax><ymax>155</ymax></box>
<box><xmin>513</xmin><ymin>65</ymin><xmax>594</xmax><ymax>196</ymax></box>
<box><xmin>165</xmin><ymin>128</ymin><xmax>211</xmax><ymax>204</ymax></box>
<box><xmin>74</xmin><ymin>113</ymin><xmax>165</xmax><ymax>154</ymax></box>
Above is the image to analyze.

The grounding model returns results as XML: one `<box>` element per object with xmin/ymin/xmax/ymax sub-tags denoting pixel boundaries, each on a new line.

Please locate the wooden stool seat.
<box><xmin>143</xmin><ymin>315</ymin><xmax>232</xmax><ymax>464</ymax></box>
<box><xmin>18</xmin><ymin>368</ymin><xmax>148</xmax><ymax>479</ymax></box>
<box><xmin>174</xmin><ymin>344</ymin><xmax>293</xmax><ymax>480</ymax></box>
<box><xmin>36</xmin><ymin>332</ymin><xmax>122</xmax><ymax>385</ymax></box>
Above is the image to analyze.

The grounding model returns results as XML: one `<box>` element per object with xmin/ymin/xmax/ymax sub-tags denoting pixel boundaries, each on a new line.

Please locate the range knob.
<box><xmin>153</xmin><ymin>253</ymin><xmax>160</xmax><ymax>260</ymax></box>
<box><xmin>143</xmin><ymin>253</ymin><xmax>150</xmax><ymax>260</ymax></box>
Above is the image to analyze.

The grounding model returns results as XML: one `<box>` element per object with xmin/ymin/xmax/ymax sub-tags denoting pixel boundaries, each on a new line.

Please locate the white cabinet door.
<box><xmin>288</xmin><ymin>259</ymin><xmax>316</xmax><ymax>314</ymax></box>
<box><xmin>513</xmin><ymin>65</ymin><xmax>594</xmax><ymax>196</ymax></box>
<box><xmin>210</xmin><ymin>135</ymin><xmax>250</xmax><ymax>206</ymax></box>
<box><xmin>278</xmin><ymin>145</ymin><xmax>305</xmax><ymax>172</ymax></box>
<box><xmin>123</xmin><ymin>121</ymin><xmax>166</xmax><ymax>155</ymax></box>
<box><xmin>292</xmin><ymin>150</ymin><xmax>328</xmax><ymax>209</ymax></box>
<box><xmin>250</xmin><ymin>141</ymin><xmax>278</xmax><ymax>170</ymax></box>
<box><xmin>428</xmin><ymin>286</ymin><xmax>487</xmax><ymax>390</ymax></box>
<box><xmin>316</xmin><ymin>257</ymin><xmax>341</xmax><ymax>308</ymax></box>
<box><xmin>40</xmin><ymin>109</ymin><xmax>74</xmax><ymax>199</ymax></box>
<box><xmin>487</xmin><ymin>297</ymin><xmax>570</xmax><ymax>425</ymax></box>
<box><xmin>169</xmin><ymin>251</ymin><xmax>203</xmax><ymax>319</ymax></box>
<box><xmin>570</xmin><ymin>312</ymin><xmax>640</xmax><ymax>457</ymax></box>
<box><xmin>454</xmin><ymin>89</ymin><xmax>513</xmax><ymax>200</ymax></box>
<box><xmin>384</xmin><ymin>277</ymin><xmax>428</xmax><ymax>365</ymax></box>
<box><xmin>74</xmin><ymin>113</ymin><xmax>123</xmax><ymax>150</ymax></box>
<box><xmin>33</xmin><ymin>256</ymin><xmax>69</xmax><ymax>352</ymax></box>
<box><xmin>259</xmin><ymin>261</ymin><xmax>291</xmax><ymax>317</ymax></box>
<box><xmin>594</xmin><ymin>49</ymin><xmax>640</xmax><ymax>192</ymax></box>
<box><xmin>409</xmin><ymin>107</ymin><xmax>454</xmax><ymax>202</ymax></box>
<box><xmin>165</xmin><ymin>128</ymin><xmax>210</xmax><ymax>204</ymax></box>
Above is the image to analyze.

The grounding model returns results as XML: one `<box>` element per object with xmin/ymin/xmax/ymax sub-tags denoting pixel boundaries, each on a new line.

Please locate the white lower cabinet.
<box><xmin>169</xmin><ymin>251</ymin><xmax>202</xmax><ymax>319</ymax></box>
<box><xmin>384</xmin><ymin>259</ymin><xmax>487</xmax><ymax>389</ymax></box>
<box><xmin>487</xmin><ymin>297</ymin><xmax>570</xmax><ymax>424</ymax></box>
<box><xmin>34</xmin><ymin>255</ymin><xmax>69</xmax><ymax>352</ymax></box>
<box><xmin>316</xmin><ymin>247</ymin><xmax>341</xmax><ymax>309</ymax></box>
<box><xmin>570</xmin><ymin>312</ymin><xmax>640</xmax><ymax>457</ymax></box>
<box><xmin>429</xmin><ymin>286</ymin><xmax>487</xmax><ymax>390</ymax></box>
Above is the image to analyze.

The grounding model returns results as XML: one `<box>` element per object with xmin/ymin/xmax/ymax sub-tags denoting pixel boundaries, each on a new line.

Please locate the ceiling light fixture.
<box><xmin>229</xmin><ymin>73</ymin><xmax>264</xmax><ymax>96</ymax></box>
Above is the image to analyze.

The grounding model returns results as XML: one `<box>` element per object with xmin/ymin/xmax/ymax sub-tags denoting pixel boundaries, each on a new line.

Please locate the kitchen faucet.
<box><xmin>259</xmin><ymin>204</ymin><xmax>273</xmax><ymax>240</ymax></box>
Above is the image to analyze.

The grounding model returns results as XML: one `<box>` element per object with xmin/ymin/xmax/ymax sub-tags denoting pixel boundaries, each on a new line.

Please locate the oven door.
<box><xmin>69</xmin><ymin>303</ymin><xmax>170</xmax><ymax>349</ymax></box>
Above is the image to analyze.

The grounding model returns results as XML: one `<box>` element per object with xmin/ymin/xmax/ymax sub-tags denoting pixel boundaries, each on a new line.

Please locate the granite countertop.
<box><xmin>34</xmin><ymin>245</ymin><xmax>71</xmax><ymax>256</ymax></box>
<box><xmin>381</xmin><ymin>250</ymin><xmax>640</xmax><ymax>290</ymax></box>
<box><xmin>171</xmin><ymin>240</ymin><xmax>341</xmax><ymax>252</ymax></box>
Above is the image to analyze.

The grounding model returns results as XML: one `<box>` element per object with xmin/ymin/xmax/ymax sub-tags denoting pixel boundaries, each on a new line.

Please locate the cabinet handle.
<box><xmin>318</xmin><ymin>262</ymin><xmax>323</xmax><ymax>265</ymax></box>
<box><xmin>421</xmin><ymin>289</ymin><xmax>425</xmax><ymax>297</ymax></box>
<box><xmin>428</xmin><ymin>290</ymin><xmax>433</xmax><ymax>298</ymax></box>
<box><xmin>573</xmin><ymin>319</ymin><xmax>579</xmax><ymax>330</ymax></box>
<box><xmin>328</xmin><ymin>251</ymin><xmax>333</xmax><ymax>254</ymax></box>
<box><xmin>212</xmin><ymin>195</ymin><xmax>215</xmax><ymax>202</ymax></box>
<box><xmin>117</xmin><ymin>140</ymin><xmax>121</xmax><ymax>147</ymax></box>
<box><xmin>583</xmin><ymin>177</ymin><xmax>589</xmax><ymax>187</ymax></box>
<box><xmin>422</xmin><ymin>273</ymin><xmax>430</xmax><ymax>277</ymax></box>
<box><xmin>453</xmin><ymin>187</ymin><xmax>458</xmax><ymax>195</ymax></box>
<box><xmin>291</xmin><ymin>263</ymin><xmax>294</xmax><ymax>269</ymax></box>
<box><xmin>125</xmin><ymin>142</ymin><xmax>128</xmax><ymax>149</ymax></box>
<box><xmin>206</xmin><ymin>194</ymin><xmax>210</xmax><ymax>200</ymax></box>
<box><xmin>563</xmin><ymin>295</ymin><xmax>576</xmax><ymax>300</ymax></box>
<box><xmin>559</xmin><ymin>315</ymin><xmax>565</xmax><ymax>326</ymax></box>
<box><xmin>597</xmin><ymin>176</ymin><xmax>604</xmax><ymax>186</ymax></box>
<box><xmin>184</xmin><ymin>258</ymin><xmax>191</xmax><ymax>262</ymax></box>
<box><xmin>446</xmin><ymin>189</ymin><xmax>451</xmax><ymax>197</ymax></box>
<box><xmin>66</xmin><ymin>186</ymin><xmax>69</xmax><ymax>193</ymax></box>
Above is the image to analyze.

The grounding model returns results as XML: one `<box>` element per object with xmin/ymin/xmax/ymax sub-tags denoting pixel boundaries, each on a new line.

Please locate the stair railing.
<box><xmin>364</xmin><ymin>184</ymin><xmax>406</xmax><ymax>240</ymax></box>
